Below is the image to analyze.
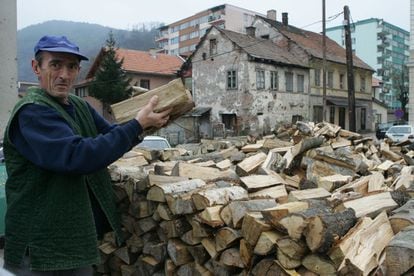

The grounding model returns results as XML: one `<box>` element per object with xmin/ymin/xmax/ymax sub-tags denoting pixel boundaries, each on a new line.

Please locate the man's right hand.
<box><xmin>135</xmin><ymin>95</ymin><xmax>172</xmax><ymax>129</ymax></box>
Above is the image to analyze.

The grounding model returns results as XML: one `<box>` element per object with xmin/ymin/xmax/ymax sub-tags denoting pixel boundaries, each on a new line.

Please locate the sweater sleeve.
<box><xmin>9</xmin><ymin>103</ymin><xmax>144</xmax><ymax>174</ymax></box>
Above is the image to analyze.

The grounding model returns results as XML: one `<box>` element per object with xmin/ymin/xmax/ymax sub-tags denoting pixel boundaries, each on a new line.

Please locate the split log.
<box><xmin>176</xmin><ymin>262</ymin><xmax>213</xmax><ymax>276</ymax></box>
<box><xmin>147</xmin><ymin>179</ymin><xmax>206</xmax><ymax>202</ymax></box>
<box><xmin>240</xmin><ymin>174</ymin><xmax>285</xmax><ymax>191</ymax></box>
<box><xmin>241</xmin><ymin>212</ymin><xmax>272</xmax><ymax>246</ymax></box>
<box><xmin>251</xmin><ymin>258</ymin><xmax>293</xmax><ymax>276</ymax></box>
<box><xmin>248</xmin><ymin>185</ymin><xmax>288</xmax><ymax>202</ymax></box>
<box><xmin>389</xmin><ymin>199</ymin><xmax>414</xmax><ymax>234</ymax></box>
<box><xmin>180</xmin><ymin>230</ymin><xmax>202</xmax><ymax>246</ymax></box>
<box><xmin>276</xmin><ymin>249</ymin><xmax>301</xmax><ymax>269</ymax></box>
<box><xmin>215</xmin><ymin>227</ymin><xmax>242</xmax><ymax>252</ymax></box>
<box><xmin>384</xmin><ymin>225</ymin><xmax>414</xmax><ymax>275</ymax></box>
<box><xmin>258</xmin><ymin>151</ymin><xmax>283</xmax><ymax>174</ymax></box>
<box><xmin>167</xmin><ymin>239</ymin><xmax>193</xmax><ymax>266</ymax></box>
<box><xmin>337</xmin><ymin>212</ymin><xmax>394</xmax><ymax>275</ymax></box>
<box><xmin>201</xmin><ymin>237</ymin><xmax>218</xmax><ymax>259</ymax></box>
<box><xmin>192</xmin><ymin>186</ymin><xmax>248</xmax><ymax>210</ymax></box>
<box><xmin>110</xmin><ymin>78</ymin><xmax>194</xmax><ymax>124</ymax></box>
<box><xmin>261</xmin><ymin>201</ymin><xmax>309</xmax><ymax>229</ymax></box>
<box><xmin>302</xmin><ymin>254</ymin><xmax>336</xmax><ymax>275</ymax></box>
<box><xmin>198</xmin><ymin>205</ymin><xmax>225</xmax><ymax>227</ymax></box>
<box><xmin>220</xmin><ymin>248</ymin><xmax>245</xmax><ymax>268</ymax></box>
<box><xmin>187</xmin><ymin>244</ymin><xmax>210</xmax><ymax>264</ymax></box>
<box><xmin>318</xmin><ymin>174</ymin><xmax>352</xmax><ymax>192</ymax></box>
<box><xmin>276</xmin><ymin>236</ymin><xmax>309</xmax><ymax>260</ymax></box>
<box><xmin>253</xmin><ymin>231</ymin><xmax>282</xmax><ymax>255</ymax></box>
<box><xmin>239</xmin><ymin>238</ymin><xmax>254</xmax><ymax>269</ymax></box>
<box><xmin>236</xmin><ymin>152</ymin><xmax>267</xmax><ymax>176</ymax></box>
<box><xmin>288</xmin><ymin>187</ymin><xmax>331</xmax><ymax>202</ymax></box>
<box><xmin>220</xmin><ymin>199</ymin><xmax>278</xmax><ymax>229</ymax></box>
<box><xmin>304</xmin><ymin>159</ymin><xmax>356</xmax><ymax>185</ymax></box>
<box><xmin>189</xmin><ymin>216</ymin><xmax>213</xmax><ymax>238</ymax></box>
<box><xmin>128</xmin><ymin>196</ymin><xmax>157</xmax><ymax>219</ymax></box>
<box><xmin>337</xmin><ymin>191</ymin><xmax>398</xmax><ymax>218</ymax></box>
<box><xmin>304</xmin><ymin>208</ymin><xmax>357</xmax><ymax>253</ymax></box>
<box><xmin>171</xmin><ymin>162</ymin><xmax>239</xmax><ymax>182</ymax></box>
<box><xmin>143</xmin><ymin>242</ymin><xmax>167</xmax><ymax>263</ymax></box>
<box><xmin>215</xmin><ymin>159</ymin><xmax>232</xmax><ymax>170</ymax></box>
<box><xmin>159</xmin><ymin>217</ymin><xmax>192</xmax><ymax>238</ymax></box>
<box><xmin>367</xmin><ymin>171</ymin><xmax>386</xmax><ymax>193</ymax></box>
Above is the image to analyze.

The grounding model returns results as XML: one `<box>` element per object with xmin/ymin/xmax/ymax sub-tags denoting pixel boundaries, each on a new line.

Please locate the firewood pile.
<box><xmin>95</xmin><ymin>121</ymin><xmax>414</xmax><ymax>276</ymax></box>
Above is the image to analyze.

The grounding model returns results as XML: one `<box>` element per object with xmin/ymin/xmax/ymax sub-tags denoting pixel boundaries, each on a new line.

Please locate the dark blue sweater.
<box><xmin>9</xmin><ymin>102</ymin><xmax>143</xmax><ymax>175</ymax></box>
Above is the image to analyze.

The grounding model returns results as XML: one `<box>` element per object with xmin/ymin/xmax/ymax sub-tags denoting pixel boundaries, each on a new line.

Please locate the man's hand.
<box><xmin>135</xmin><ymin>95</ymin><xmax>172</xmax><ymax>129</ymax></box>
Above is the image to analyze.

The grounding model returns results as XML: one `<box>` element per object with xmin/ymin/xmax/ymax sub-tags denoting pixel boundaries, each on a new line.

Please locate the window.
<box><xmin>339</xmin><ymin>73</ymin><xmax>345</xmax><ymax>89</ymax></box>
<box><xmin>140</xmin><ymin>79</ymin><xmax>150</xmax><ymax>90</ymax></box>
<box><xmin>314</xmin><ymin>69</ymin><xmax>321</xmax><ymax>86</ymax></box>
<box><xmin>327</xmin><ymin>71</ymin><xmax>334</xmax><ymax>88</ymax></box>
<box><xmin>313</xmin><ymin>106</ymin><xmax>323</xmax><ymax>123</ymax></box>
<box><xmin>329</xmin><ymin>106</ymin><xmax>335</xmax><ymax>123</ymax></box>
<box><xmin>360</xmin><ymin>76</ymin><xmax>366</xmax><ymax>92</ymax></box>
<box><xmin>256</xmin><ymin>70</ymin><xmax>265</xmax><ymax>90</ymax></box>
<box><xmin>170</xmin><ymin>37</ymin><xmax>179</xmax><ymax>45</ymax></box>
<box><xmin>361</xmin><ymin>108</ymin><xmax>366</xmax><ymax>130</ymax></box>
<box><xmin>270</xmin><ymin>71</ymin><xmax>278</xmax><ymax>90</ymax></box>
<box><xmin>227</xmin><ymin>70</ymin><xmax>237</xmax><ymax>89</ymax></box>
<box><xmin>297</xmin><ymin>74</ymin><xmax>304</xmax><ymax>92</ymax></box>
<box><xmin>209</xmin><ymin>39</ymin><xmax>217</xmax><ymax>56</ymax></box>
<box><xmin>285</xmin><ymin>72</ymin><xmax>294</xmax><ymax>92</ymax></box>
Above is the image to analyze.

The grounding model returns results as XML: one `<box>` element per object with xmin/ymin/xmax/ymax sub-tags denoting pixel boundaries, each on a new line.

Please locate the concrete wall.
<box><xmin>0</xmin><ymin>0</ymin><xmax>18</xmax><ymax>138</ymax></box>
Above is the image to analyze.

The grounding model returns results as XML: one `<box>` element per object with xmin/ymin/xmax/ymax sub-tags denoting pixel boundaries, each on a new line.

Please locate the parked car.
<box><xmin>385</xmin><ymin>125</ymin><xmax>414</xmax><ymax>143</ymax></box>
<box><xmin>375</xmin><ymin>122</ymin><xmax>393</xmax><ymax>140</ymax></box>
<box><xmin>136</xmin><ymin>136</ymin><xmax>171</xmax><ymax>150</ymax></box>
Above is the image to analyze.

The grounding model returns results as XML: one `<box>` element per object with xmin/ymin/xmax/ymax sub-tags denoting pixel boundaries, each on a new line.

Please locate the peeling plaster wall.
<box><xmin>192</xmin><ymin>28</ymin><xmax>310</xmax><ymax>135</ymax></box>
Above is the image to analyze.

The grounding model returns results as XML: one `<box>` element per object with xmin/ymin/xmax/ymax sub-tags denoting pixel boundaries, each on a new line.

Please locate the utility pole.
<box><xmin>344</xmin><ymin>5</ymin><xmax>356</xmax><ymax>131</ymax></box>
<box><xmin>322</xmin><ymin>0</ymin><xmax>327</xmax><ymax>122</ymax></box>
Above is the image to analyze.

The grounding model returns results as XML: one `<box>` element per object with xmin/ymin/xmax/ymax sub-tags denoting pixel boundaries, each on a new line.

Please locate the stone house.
<box><xmin>252</xmin><ymin>14</ymin><xmax>375</xmax><ymax>131</ymax></box>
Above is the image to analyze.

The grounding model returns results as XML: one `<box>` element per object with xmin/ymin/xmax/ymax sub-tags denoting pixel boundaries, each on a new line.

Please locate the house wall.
<box><xmin>128</xmin><ymin>73</ymin><xmax>176</xmax><ymax>91</ymax></box>
<box><xmin>192</xmin><ymin>28</ymin><xmax>310</xmax><ymax>135</ymax></box>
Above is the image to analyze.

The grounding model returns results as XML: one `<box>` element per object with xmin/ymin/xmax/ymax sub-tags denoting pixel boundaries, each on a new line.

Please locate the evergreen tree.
<box><xmin>89</xmin><ymin>31</ymin><xmax>133</xmax><ymax>112</ymax></box>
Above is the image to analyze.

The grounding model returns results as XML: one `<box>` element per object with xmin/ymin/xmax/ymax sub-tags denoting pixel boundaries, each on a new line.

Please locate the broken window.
<box><xmin>227</xmin><ymin>70</ymin><xmax>237</xmax><ymax>90</ymax></box>
<box><xmin>270</xmin><ymin>71</ymin><xmax>278</xmax><ymax>90</ymax></box>
<box><xmin>285</xmin><ymin>72</ymin><xmax>293</xmax><ymax>92</ymax></box>
<box><xmin>256</xmin><ymin>70</ymin><xmax>265</xmax><ymax>90</ymax></box>
<box><xmin>140</xmin><ymin>79</ymin><xmax>150</xmax><ymax>90</ymax></box>
<box><xmin>314</xmin><ymin>69</ymin><xmax>321</xmax><ymax>86</ymax></box>
<box><xmin>209</xmin><ymin>39</ymin><xmax>217</xmax><ymax>56</ymax></box>
<box><xmin>297</xmin><ymin>74</ymin><xmax>304</xmax><ymax>92</ymax></box>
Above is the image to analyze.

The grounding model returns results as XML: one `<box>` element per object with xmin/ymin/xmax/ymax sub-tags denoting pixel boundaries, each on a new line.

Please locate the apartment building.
<box><xmin>326</xmin><ymin>18</ymin><xmax>409</xmax><ymax>110</ymax></box>
<box><xmin>155</xmin><ymin>4</ymin><xmax>267</xmax><ymax>56</ymax></box>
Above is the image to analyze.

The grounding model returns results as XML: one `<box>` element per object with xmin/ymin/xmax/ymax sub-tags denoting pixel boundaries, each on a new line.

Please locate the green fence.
<box><xmin>0</xmin><ymin>164</ymin><xmax>7</xmax><ymax>235</ymax></box>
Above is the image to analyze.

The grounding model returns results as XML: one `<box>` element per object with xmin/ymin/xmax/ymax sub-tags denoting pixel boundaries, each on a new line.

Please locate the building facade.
<box><xmin>155</xmin><ymin>4</ymin><xmax>267</xmax><ymax>56</ymax></box>
<box><xmin>326</xmin><ymin>18</ymin><xmax>409</xmax><ymax>111</ymax></box>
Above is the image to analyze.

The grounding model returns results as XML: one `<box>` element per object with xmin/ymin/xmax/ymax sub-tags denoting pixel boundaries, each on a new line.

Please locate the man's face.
<box><xmin>32</xmin><ymin>51</ymin><xmax>81</xmax><ymax>104</ymax></box>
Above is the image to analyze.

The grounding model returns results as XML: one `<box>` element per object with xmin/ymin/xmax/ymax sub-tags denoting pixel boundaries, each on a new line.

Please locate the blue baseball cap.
<box><xmin>34</xmin><ymin>35</ymin><xmax>89</xmax><ymax>61</ymax></box>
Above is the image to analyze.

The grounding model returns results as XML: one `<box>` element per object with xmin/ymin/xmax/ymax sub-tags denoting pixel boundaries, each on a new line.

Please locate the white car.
<box><xmin>385</xmin><ymin>125</ymin><xmax>414</xmax><ymax>143</ymax></box>
<box><xmin>136</xmin><ymin>136</ymin><xmax>171</xmax><ymax>150</ymax></box>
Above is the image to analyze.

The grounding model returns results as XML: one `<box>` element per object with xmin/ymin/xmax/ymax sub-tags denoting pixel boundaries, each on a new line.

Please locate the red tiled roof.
<box><xmin>116</xmin><ymin>48</ymin><xmax>183</xmax><ymax>75</ymax></box>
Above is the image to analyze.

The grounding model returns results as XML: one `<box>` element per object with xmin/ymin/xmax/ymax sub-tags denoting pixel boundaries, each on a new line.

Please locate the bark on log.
<box><xmin>192</xmin><ymin>186</ymin><xmax>248</xmax><ymax>210</ymax></box>
<box><xmin>302</xmin><ymin>254</ymin><xmax>336</xmax><ymax>275</ymax></box>
<box><xmin>384</xmin><ymin>225</ymin><xmax>414</xmax><ymax>275</ymax></box>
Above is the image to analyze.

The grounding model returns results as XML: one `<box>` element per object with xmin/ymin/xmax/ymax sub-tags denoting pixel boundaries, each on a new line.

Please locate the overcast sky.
<box><xmin>17</xmin><ymin>0</ymin><xmax>410</xmax><ymax>32</ymax></box>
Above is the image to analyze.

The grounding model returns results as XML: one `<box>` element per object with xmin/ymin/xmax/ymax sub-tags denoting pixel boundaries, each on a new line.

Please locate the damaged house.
<box><xmin>181</xmin><ymin>12</ymin><xmax>374</xmax><ymax>137</ymax></box>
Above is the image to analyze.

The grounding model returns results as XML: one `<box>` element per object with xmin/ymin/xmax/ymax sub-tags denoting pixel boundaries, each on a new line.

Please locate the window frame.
<box><xmin>227</xmin><ymin>70</ymin><xmax>238</xmax><ymax>90</ymax></box>
<box><xmin>256</xmin><ymin>70</ymin><xmax>265</xmax><ymax>90</ymax></box>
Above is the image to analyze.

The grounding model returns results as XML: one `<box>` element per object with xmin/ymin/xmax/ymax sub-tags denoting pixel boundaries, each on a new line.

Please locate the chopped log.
<box><xmin>305</xmin><ymin>147</ymin><xmax>366</xmax><ymax>172</ymax></box>
<box><xmin>180</xmin><ymin>230</ymin><xmax>202</xmax><ymax>246</ymax></box>
<box><xmin>160</xmin><ymin>149</ymin><xmax>182</xmax><ymax>162</ymax></box>
<box><xmin>129</xmin><ymin>197</ymin><xmax>157</xmax><ymax>219</ymax></box>
<box><xmin>143</xmin><ymin>242</ymin><xmax>167</xmax><ymax>263</ymax></box>
<box><xmin>276</xmin><ymin>248</ymin><xmax>302</xmax><ymax>269</ymax></box>
<box><xmin>110</xmin><ymin>78</ymin><xmax>194</xmax><ymax>124</ymax></box>
<box><xmin>176</xmin><ymin>262</ymin><xmax>213</xmax><ymax>276</ymax></box>
<box><xmin>236</xmin><ymin>152</ymin><xmax>267</xmax><ymax>176</ymax></box>
<box><xmin>337</xmin><ymin>192</ymin><xmax>398</xmax><ymax>218</ymax></box>
<box><xmin>133</xmin><ymin>147</ymin><xmax>160</xmax><ymax>162</ymax></box>
<box><xmin>253</xmin><ymin>231</ymin><xmax>282</xmax><ymax>255</ymax></box>
<box><xmin>241</xmin><ymin>212</ymin><xmax>272</xmax><ymax>246</ymax></box>
<box><xmin>240</xmin><ymin>174</ymin><xmax>285</xmax><ymax>191</ymax></box>
<box><xmin>189</xmin><ymin>216</ymin><xmax>213</xmax><ymax>238</ymax></box>
<box><xmin>220</xmin><ymin>199</ymin><xmax>278</xmax><ymax>229</ymax></box>
<box><xmin>201</xmin><ymin>237</ymin><xmax>218</xmax><ymax>259</ymax></box>
<box><xmin>220</xmin><ymin>248</ymin><xmax>245</xmax><ymax>268</ymax></box>
<box><xmin>164</xmin><ymin>259</ymin><xmax>176</xmax><ymax>276</ymax></box>
<box><xmin>154</xmin><ymin>161</ymin><xmax>177</xmax><ymax>175</ymax></box>
<box><xmin>302</xmin><ymin>254</ymin><xmax>336</xmax><ymax>275</ymax></box>
<box><xmin>133</xmin><ymin>216</ymin><xmax>157</xmax><ymax>236</ymax></box>
<box><xmin>192</xmin><ymin>186</ymin><xmax>248</xmax><ymax>210</ymax></box>
<box><xmin>147</xmin><ymin>179</ymin><xmax>206</xmax><ymax>202</ymax></box>
<box><xmin>198</xmin><ymin>205</ymin><xmax>225</xmax><ymax>227</ymax></box>
<box><xmin>261</xmin><ymin>201</ymin><xmax>309</xmax><ymax>229</ymax></box>
<box><xmin>318</xmin><ymin>174</ymin><xmax>352</xmax><ymax>192</ymax></box>
<box><xmin>304</xmin><ymin>208</ymin><xmax>357</xmax><ymax>253</ymax></box>
<box><xmin>171</xmin><ymin>162</ymin><xmax>239</xmax><ymax>182</ymax></box>
<box><xmin>215</xmin><ymin>159</ymin><xmax>232</xmax><ymax>170</ymax></box>
<box><xmin>140</xmin><ymin>174</ymin><xmax>188</xmax><ymax>192</ymax></box>
<box><xmin>393</xmin><ymin>165</ymin><xmax>414</xmax><ymax>191</ymax></box>
<box><xmin>108</xmin><ymin>156</ymin><xmax>148</xmax><ymax>182</ymax></box>
<box><xmin>251</xmin><ymin>258</ymin><xmax>292</xmax><ymax>276</ymax></box>
<box><xmin>215</xmin><ymin>227</ymin><xmax>242</xmax><ymax>252</ymax></box>
<box><xmin>125</xmin><ymin>234</ymin><xmax>144</xmax><ymax>254</ymax></box>
<box><xmin>159</xmin><ymin>217</ymin><xmax>192</xmax><ymax>238</ymax></box>
<box><xmin>241</xmin><ymin>142</ymin><xmax>264</xmax><ymax>153</ymax></box>
<box><xmin>288</xmin><ymin>188</ymin><xmax>331</xmax><ymax>202</ymax></box>
<box><xmin>239</xmin><ymin>238</ymin><xmax>254</xmax><ymax>269</ymax></box>
<box><xmin>278</xmin><ymin>200</ymin><xmax>332</xmax><ymax>240</ymax></box>
<box><xmin>331</xmin><ymin>137</ymin><xmax>352</xmax><ymax>149</ymax></box>
<box><xmin>381</xmin><ymin>148</ymin><xmax>402</xmax><ymax>162</ymax></box>
<box><xmin>337</xmin><ymin>212</ymin><xmax>394</xmax><ymax>275</ymax></box>
<box><xmin>389</xmin><ymin>199</ymin><xmax>414</xmax><ymax>233</ymax></box>
<box><xmin>156</xmin><ymin>203</ymin><xmax>176</xmax><ymax>221</ymax></box>
<box><xmin>113</xmin><ymin>246</ymin><xmax>131</xmax><ymax>265</ymax></box>
<box><xmin>384</xmin><ymin>225</ymin><xmax>414</xmax><ymax>275</ymax></box>
<box><xmin>167</xmin><ymin>239</ymin><xmax>193</xmax><ymax>266</ymax></box>
<box><xmin>165</xmin><ymin>183</ymin><xmax>217</xmax><ymax>215</ymax></box>
<box><xmin>367</xmin><ymin>171</ymin><xmax>386</xmax><ymax>193</ymax></box>
<box><xmin>193</xmin><ymin>160</ymin><xmax>216</xmax><ymax>167</ymax></box>
<box><xmin>258</xmin><ymin>151</ymin><xmax>283</xmax><ymax>174</ymax></box>
<box><xmin>276</xmin><ymin>236</ymin><xmax>309</xmax><ymax>260</ymax></box>
<box><xmin>262</xmin><ymin>137</ymin><xmax>293</xmax><ymax>150</ymax></box>
<box><xmin>248</xmin><ymin>185</ymin><xmax>288</xmax><ymax>203</ymax></box>
<box><xmin>276</xmin><ymin>136</ymin><xmax>325</xmax><ymax>172</ymax></box>
<box><xmin>305</xmin><ymin>159</ymin><xmax>356</xmax><ymax>184</ymax></box>
<box><xmin>187</xmin><ymin>244</ymin><xmax>210</xmax><ymax>264</ymax></box>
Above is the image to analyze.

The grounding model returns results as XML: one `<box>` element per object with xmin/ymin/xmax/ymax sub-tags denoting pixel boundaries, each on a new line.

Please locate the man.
<box><xmin>2</xmin><ymin>35</ymin><xmax>171</xmax><ymax>275</ymax></box>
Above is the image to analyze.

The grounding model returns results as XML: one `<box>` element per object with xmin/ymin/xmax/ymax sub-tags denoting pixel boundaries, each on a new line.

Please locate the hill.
<box><xmin>18</xmin><ymin>20</ymin><xmax>161</xmax><ymax>82</ymax></box>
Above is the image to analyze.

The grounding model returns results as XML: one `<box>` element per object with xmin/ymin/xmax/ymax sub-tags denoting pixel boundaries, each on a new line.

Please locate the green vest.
<box><xmin>3</xmin><ymin>87</ymin><xmax>122</xmax><ymax>271</ymax></box>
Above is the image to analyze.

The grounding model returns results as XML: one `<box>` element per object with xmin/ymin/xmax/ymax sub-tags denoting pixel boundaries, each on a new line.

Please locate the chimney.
<box><xmin>267</xmin><ymin>10</ymin><xmax>277</xmax><ymax>21</ymax></box>
<box><xmin>246</xmin><ymin>26</ymin><xmax>256</xmax><ymax>37</ymax></box>
<box><xmin>282</xmin><ymin>12</ymin><xmax>288</xmax><ymax>26</ymax></box>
